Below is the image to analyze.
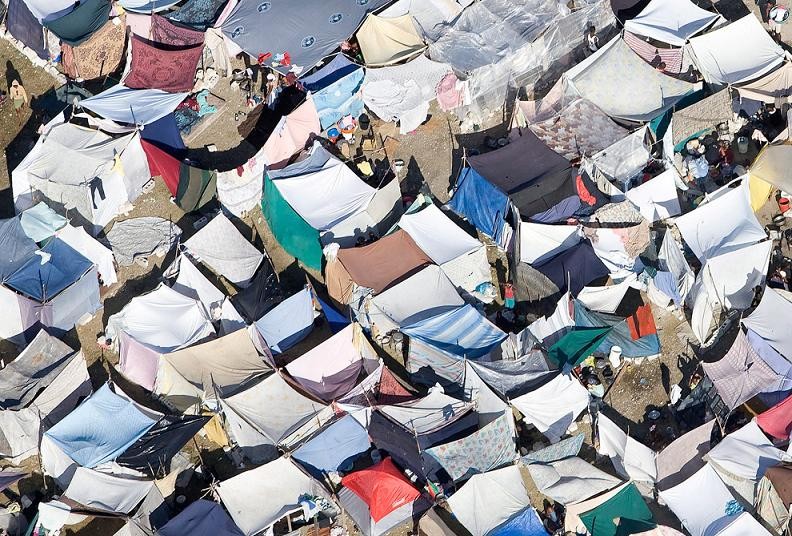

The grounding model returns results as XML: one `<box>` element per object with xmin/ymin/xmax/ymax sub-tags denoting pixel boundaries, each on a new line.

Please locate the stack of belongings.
<box><xmin>263</xmin><ymin>140</ymin><xmax>403</xmax><ymax>271</ymax></box>
<box><xmin>300</xmin><ymin>54</ymin><xmax>366</xmax><ymax>132</ymax></box>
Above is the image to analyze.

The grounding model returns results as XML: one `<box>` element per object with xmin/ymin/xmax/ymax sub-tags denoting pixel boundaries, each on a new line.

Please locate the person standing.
<box><xmin>770</xmin><ymin>2</ymin><xmax>789</xmax><ymax>39</ymax></box>
<box><xmin>9</xmin><ymin>80</ymin><xmax>27</xmax><ymax>125</ymax></box>
<box><xmin>585</xmin><ymin>26</ymin><xmax>599</xmax><ymax>55</ymax></box>
<box><xmin>759</xmin><ymin>0</ymin><xmax>773</xmax><ymax>25</ymax></box>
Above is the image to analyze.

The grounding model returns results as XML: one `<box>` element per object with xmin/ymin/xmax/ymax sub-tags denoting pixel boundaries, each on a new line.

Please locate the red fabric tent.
<box><xmin>757</xmin><ymin>395</ymin><xmax>792</xmax><ymax>440</ymax></box>
<box><xmin>341</xmin><ymin>457</ymin><xmax>420</xmax><ymax>522</ymax></box>
<box><xmin>141</xmin><ymin>139</ymin><xmax>181</xmax><ymax>196</ymax></box>
<box><xmin>377</xmin><ymin>366</ymin><xmax>414</xmax><ymax>405</ymax></box>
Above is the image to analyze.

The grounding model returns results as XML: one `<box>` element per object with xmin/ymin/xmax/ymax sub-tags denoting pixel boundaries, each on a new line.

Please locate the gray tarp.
<box><xmin>468</xmin><ymin>352</ymin><xmax>556</xmax><ymax>399</ymax></box>
<box><xmin>526</xmin><ymin>456</ymin><xmax>622</xmax><ymax>504</ymax></box>
<box><xmin>221</xmin><ymin>0</ymin><xmax>390</xmax><ymax>74</ymax></box>
<box><xmin>655</xmin><ymin>420</ymin><xmax>714</xmax><ymax>491</ymax></box>
<box><xmin>105</xmin><ymin>217</ymin><xmax>182</xmax><ymax>266</ymax></box>
<box><xmin>0</xmin><ymin>218</ymin><xmax>37</xmax><ymax>279</ymax></box>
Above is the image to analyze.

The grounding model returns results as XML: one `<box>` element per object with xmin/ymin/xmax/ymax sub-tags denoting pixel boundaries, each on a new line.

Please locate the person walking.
<box><xmin>9</xmin><ymin>80</ymin><xmax>28</xmax><ymax>125</ymax></box>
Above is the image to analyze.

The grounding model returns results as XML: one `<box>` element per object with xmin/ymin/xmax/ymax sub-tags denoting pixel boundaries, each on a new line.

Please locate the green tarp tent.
<box><xmin>579</xmin><ymin>482</ymin><xmax>655</xmax><ymax>536</ymax></box>
<box><xmin>261</xmin><ymin>174</ymin><xmax>322</xmax><ymax>270</ymax></box>
<box><xmin>548</xmin><ymin>327</ymin><xmax>612</xmax><ymax>368</ymax></box>
<box><xmin>43</xmin><ymin>0</ymin><xmax>111</xmax><ymax>46</ymax></box>
<box><xmin>176</xmin><ymin>166</ymin><xmax>217</xmax><ymax>213</ymax></box>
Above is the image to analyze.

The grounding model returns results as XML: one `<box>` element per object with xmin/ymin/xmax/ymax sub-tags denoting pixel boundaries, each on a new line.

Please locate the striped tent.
<box><xmin>402</xmin><ymin>304</ymin><xmax>506</xmax><ymax>358</ymax></box>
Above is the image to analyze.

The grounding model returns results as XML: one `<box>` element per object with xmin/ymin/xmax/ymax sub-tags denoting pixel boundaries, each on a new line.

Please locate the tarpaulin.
<box><xmin>578</xmin><ymin>482</ymin><xmax>655</xmax><ymax>536</ymax></box>
<box><xmin>293</xmin><ymin>414</ymin><xmax>370</xmax><ymax>478</ymax></box>
<box><xmin>302</xmin><ymin>55</ymin><xmax>364</xmax><ymax>130</ymax></box>
<box><xmin>655</xmin><ymin>420</ymin><xmax>714</xmax><ymax>491</ymax></box>
<box><xmin>737</xmin><ymin>62</ymin><xmax>792</xmax><ymax>104</ymax></box>
<box><xmin>533</xmin><ymin>241</ymin><xmax>610</xmax><ymax>298</ymax></box>
<box><xmin>574</xmin><ymin>300</ymin><xmax>661</xmax><ymax>358</ymax></box>
<box><xmin>707</xmin><ymin>420</ymin><xmax>787</xmax><ymax>481</ymax></box>
<box><xmin>262</xmin><ymin>97</ymin><xmax>321</xmax><ymax>170</ymax></box>
<box><xmin>20</xmin><ymin>0</ymin><xmax>75</xmax><ymax>22</ymax></box>
<box><xmin>261</xmin><ymin>174</ymin><xmax>322</xmax><ymax>270</ymax></box>
<box><xmin>105</xmin><ymin>217</ymin><xmax>182</xmax><ymax>267</ymax></box>
<box><xmin>402</xmin><ymin>304</ymin><xmax>506</xmax><ymax>358</ymax></box>
<box><xmin>489</xmin><ymin>507</ymin><xmax>546</xmax><ymax>536</ymax></box>
<box><xmin>159</xmin><ymin>499</ymin><xmax>244</xmax><ymax>536</ymax></box>
<box><xmin>743</xmin><ymin>288</ymin><xmax>792</xmax><ymax>360</ymax></box>
<box><xmin>377</xmin><ymin>389</ymin><xmax>475</xmax><ymax>445</ymax></box>
<box><xmin>120</xmin><ymin>0</ymin><xmax>181</xmax><ymax>14</ymax></box>
<box><xmin>398</xmin><ymin>202</ymin><xmax>481</xmax><ymax>266</ymax></box>
<box><xmin>527</xmin><ymin>456</ymin><xmax>621</xmax><ymax>505</ymax></box>
<box><xmin>81</xmin><ymin>84</ymin><xmax>189</xmax><ymax>126</ymax></box>
<box><xmin>125</xmin><ymin>35</ymin><xmax>204</xmax><ymax>93</ymax></box>
<box><xmin>379</xmin><ymin>0</ymin><xmax>462</xmax><ymax>41</ymax></box>
<box><xmin>5</xmin><ymin>239</ymin><xmax>93</xmax><ymax>302</ymax></box>
<box><xmin>624</xmin><ymin>0</ymin><xmax>719</xmax><ymax>45</ymax></box>
<box><xmin>511</xmin><ymin>373</ymin><xmax>590</xmax><ymax>442</ymax></box>
<box><xmin>221</xmin><ymin>0</ymin><xmax>390</xmax><ymax>73</ymax></box>
<box><xmin>356</xmin><ymin>14</ymin><xmax>425</xmax><ymax>66</ymax></box>
<box><xmin>342</xmin><ymin>457</ymin><xmax>421</xmax><ymax>523</ymax></box>
<box><xmin>757</xmin><ymin>395</ymin><xmax>792</xmax><ymax>440</ymax></box>
<box><xmin>519</xmin><ymin>222</ymin><xmax>580</xmax><ymax>265</ymax></box>
<box><xmin>151</xmin><ymin>14</ymin><xmax>205</xmax><ymax>47</ymax></box>
<box><xmin>335</xmin><ymin>230</ymin><xmax>431</xmax><ymax>293</ymax></box>
<box><xmin>167</xmin><ymin>0</ymin><xmax>228</xmax><ymax>30</ymax></box>
<box><xmin>447</xmin><ymin>167</ymin><xmax>509</xmax><ymax>241</ymax></box>
<box><xmin>20</xmin><ymin>202</ymin><xmax>67</xmax><ymax>243</ymax></box>
<box><xmin>176</xmin><ymin>165</ymin><xmax>216</xmax><ymax>212</ymax></box>
<box><xmin>468</xmin><ymin>353</ymin><xmax>555</xmax><ymax>399</ymax></box>
<box><xmin>625</xmin><ymin>169</ymin><xmax>682</xmax><ymax>222</ymax></box>
<box><xmin>255</xmin><ymin>288</ymin><xmax>314</xmax><ymax>353</ymax></box>
<box><xmin>7</xmin><ymin>0</ymin><xmax>47</xmax><ymax>59</ymax></box>
<box><xmin>548</xmin><ymin>327</ymin><xmax>612</xmax><ymax>368</ymax></box>
<box><xmin>367</xmin><ymin>410</ymin><xmax>428</xmax><ymax>478</ymax></box>
<box><xmin>0</xmin><ymin>217</ymin><xmax>37</xmax><ymax>279</ymax></box>
<box><xmin>229</xmin><ymin>259</ymin><xmax>284</xmax><ymax>322</ymax></box>
<box><xmin>44</xmin><ymin>383</ymin><xmax>158</xmax><ymax>468</ymax></box>
<box><xmin>116</xmin><ymin>414</ymin><xmax>210</xmax><ymax>475</ymax></box>
<box><xmin>597</xmin><ymin>412</ymin><xmax>658</xmax><ymax>482</ymax></box>
<box><xmin>140</xmin><ymin>113</ymin><xmax>186</xmax><ymax>156</ymax></box>
<box><xmin>43</xmin><ymin>0</ymin><xmax>111</xmax><ymax>46</ymax></box>
<box><xmin>61</xmin><ymin>17</ymin><xmax>125</xmax><ymax>80</ymax></box>
<box><xmin>141</xmin><ymin>140</ymin><xmax>181</xmax><ymax>195</ymax></box>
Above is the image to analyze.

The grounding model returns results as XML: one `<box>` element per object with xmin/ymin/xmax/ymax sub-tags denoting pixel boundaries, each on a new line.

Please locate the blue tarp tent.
<box><xmin>81</xmin><ymin>85</ymin><xmax>189</xmax><ymax>126</ymax></box>
<box><xmin>447</xmin><ymin>167</ymin><xmax>509</xmax><ymax>242</ymax></box>
<box><xmin>574</xmin><ymin>301</ymin><xmax>661</xmax><ymax>358</ymax></box>
<box><xmin>301</xmin><ymin>54</ymin><xmax>364</xmax><ymax>130</ymax></box>
<box><xmin>293</xmin><ymin>414</ymin><xmax>371</xmax><ymax>478</ymax></box>
<box><xmin>0</xmin><ymin>218</ymin><xmax>37</xmax><ymax>279</ymax></box>
<box><xmin>5</xmin><ymin>239</ymin><xmax>92</xmax><ymax>302</ymax></box>
<box><xmin>45</xmin><ymin>384</ymin><xmax>158</xmax><ymax>467</ymax></box>
<box><xmin>159</xmin><ymin>499</ymin><xmax>244</xmax><ymax>536</ymax></box>
<box><xmin>140</xmin><ymin>113</ymin><xmax>186</xmax><ymax>157</ymax></box>
<box><xmin>19</xmin><ymin>202</ymin><xmax>67</xmax><ymax>243</ymax></box>
<box><xmin>317</xmin><ymin>294</ymin><xmax>350</xmax><ymax>333</ymax></box>
<box><xmin>254</xmin><ymin>288</ymin><xmax>315</xmax><ymax>354</ymax></box>
<box><xmin>489</xmin><ymin>507</ymin><xmax>546</xmax><ymax>536</ymax></box>
<box><xmin>402</xmin><ymin>304</ymin><xmax>506</xmax><ymax>358</ymax></box>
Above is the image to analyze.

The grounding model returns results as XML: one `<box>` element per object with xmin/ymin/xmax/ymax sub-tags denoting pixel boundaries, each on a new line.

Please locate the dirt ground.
<box><xmin>0</xmin><ymin>0</ymin><xmax>785</xmax><ymax>533</ymax></box>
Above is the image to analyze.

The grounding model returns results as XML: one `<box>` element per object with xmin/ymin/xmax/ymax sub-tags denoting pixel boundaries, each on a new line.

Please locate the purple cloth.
<box><xmin>534</xmin><ymin>241</ymin><xmax>609</xmax><ymax>297</ymax></box>
<box><xmin>7</xmin><ymin>0</ymin><xmax>47</xmax><ymax>59</ymax></box>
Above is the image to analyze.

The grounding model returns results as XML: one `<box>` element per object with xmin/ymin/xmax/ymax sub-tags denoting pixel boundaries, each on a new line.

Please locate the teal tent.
<box><xmin>548</xmin><ymin>327</ymin><xmax>612</xmax><ymax>368</ymax></box>
<box><xmin>579</xmin><ymin>482</ymin><xmax>655</xmax><ymax>536</ymax></box>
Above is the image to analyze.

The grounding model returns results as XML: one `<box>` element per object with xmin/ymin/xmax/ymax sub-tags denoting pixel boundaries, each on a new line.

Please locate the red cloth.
<box><xmin>576</xmin><ymin>174</ymin><xmax>597</xmax><ymax>206</ymax></box>
<box><xmin>627</xmin><ymin>303</ymin><xmax>657</xmax><ymax>340</ymax></box>
<box><xmin>758</xmin><ymin>395</ymin><xmax>792</xmax><ymax>440</ymax></box>
<box><xmin>151</xmin><ymin>14</ymin><xmax>204</xmax><ymax>47</ymax></box>
<box><xmin>141</xmin><ymin>140</ymin><xmax>181</xmax><ymax>195</ymax></box>
<box><xmin>341</xmin><ymin>457</ymin><xmax>420</xmax><ymax>522</ymax></box>
<box><xmin>377</xmin><ymin>367</ymin><xmax>414</xmax><ymax>405</ymax></box>
<box><xmin>124</xmin><ymin>34</ymin><xmax>203</xmax><ymax>93</ymax></box>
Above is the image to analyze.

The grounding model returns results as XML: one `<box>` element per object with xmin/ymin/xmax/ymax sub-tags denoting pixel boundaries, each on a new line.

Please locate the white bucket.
<box><xmin>737</xmin><ymin>136</ymin><xmax>749</xmax><ymax>154</ymax></box>
<box><xmin>609</xmin><ymin>346</ymin><xmax>623</xmax><ymax>368</ymax></box>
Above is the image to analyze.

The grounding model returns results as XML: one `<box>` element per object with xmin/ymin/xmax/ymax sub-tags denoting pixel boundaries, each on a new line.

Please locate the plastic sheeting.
<box><xmin>293</xmin><ymin>414</ymin><xmax>370</xmax><ymax>477</ymax></box>
<box><xmin>597</xmin><ymin>413</ymin><xmax>657</xmax><ymax>482</ymax></box>
<box><xmin>63</xmin><ymin>467</ymin><xmax>153</xmax><ymax>514</ymax></box>
<box><xmin>624</xmin><ymin>0</ymin><xmax>719</xmax><ymax>45</ymax></box>
<box><xmin>221</xmin><ymin>0</ymin><xmax>390</xmax><ymax>74</ymax></box>
<box><xmin>519</xmin><ymin>222</ymin><xmax>580</xmax><ymax>265</ymax></box>
<box><xmin>184</xmin><ymin>213</ymin><xmax>264</xmax><ymax>287</ymax></box>
<box><xmin>757</xmin><ymin>395</ymin><xmax>792</xmax><ymax>440</ymax></box>
<box><xmin>489</xmin><ymin>507</ymin><xmax>546</xmax><ymax>536</ymax></box>
<box><xmin>302</xmin><ymin>56</ymin><xmax>364</xmax><ymax>131</ymax></box>
<box><xmin>254</xmin><ymin>288</ymin><xmax>314</xmax><ymax>353</ymax></box>
<box><xmin>447</xmin><ymin>167</ymin><xmax>510</xmax><ymax>242</ymax></box>
<box><xmin>526</xmin><ymin>456</ymin><xmax>621</xmax><ymax>505</ymax></box>
<box><xmin>709</xmin><ymin>419</ymin><xmax>788</xmax><ymax>483</ymax></box>
<box><xmin>379</xmin><ymin>0</ymin><xmax>462</xmax><ymax>40</ymax></box>
<box><xmin>57</xmin><ymin>225</ymin><xmax>117</xmax><ymax>286</ymax></box>
<box><xmin>447</xmin><ymin>465</ymin><xmax>530</xmax><ymax>536</ymax></box>
<box><xmin>116</xmin><ymin>414</ymin><xmax>210</xmax><ymax>475</ymax></box>
<box><xmin>402</xmin><ymin>304</ymin><xmax>506</xmax><ymax>358</ymax></box>
<box><xmin>105</xmin><ymin>217</ymin><xmax>181</xmax><ymax>267</ymax></box>
<box><xmin>0</xmin><ymin>218</ymin><xmax>37</xmax><ymax>279</ymax></box>
<box><xmin>159</xmin><ymin>499</ymin><xmax>244</xmax><ymax>536</ymax></box>
<box><xmin>44</xmin><ymin>384</ymin><xmax>158</xmax><ymax>468</ymax></box>
<box><xmin>565</xmin><ymin>37</ymin><xmax>697</xmax><ymax>121</ymax></box>
<box><xmin>42</xmin><ymin>0</ymin><xmax>111</xmax><ymax>46</ymax></box>
<box><xmin>578</xmin><ymin>482</ymin><xmax>654</xmax><ymax>536</ymax></box>
<box><xmin>5</xmin><ymin>238</ymin><xmax>93</xmax><ymax>302</ymax></box>
<box><xmin>398</xmin><ymin>203</ymin><xmax>481</xmax><ymax>265</ymax></box>
<box><xmin>625</xmin><ymin>170</ymin><xmax>682</xmax><ymax>222</ymax></box>
<box><xmin>356</xmin><ymin>14</ymin><xmax>425</xmax><ymax>66</ymax></box>
<box><xmin>688</xmin><ymin>15</ymin><xmax>784</xmax><ymax>85</ymax></box>
<box><xmin>743</xmin><ymin>288</ymin><xmax>792</xmax><ymax>360</ymax></box>
<box><xmin>81</xmin><ymin>84</ymin><xmax>189</xmax><ymax>126</ymax></box>
<box><xmin>511</xmin><ymin>373</ymin><xmax>590</xmax><ymax>442</ymax></box>
<box><xmin>19</xmin><ymin>202</ymin><xmax>66</xmax><ymax>242</ymax></box>
<box><xmin>737</xmin><ymin>62</ymin><xmax>792</xmax><ymax>104</ymax></box>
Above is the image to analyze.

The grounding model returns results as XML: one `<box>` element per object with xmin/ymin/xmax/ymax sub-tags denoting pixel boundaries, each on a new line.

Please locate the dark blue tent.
<box><xmin>6</xmin><ymin>0</ymin><xmax>47</xmax><ymax>59</ymax></box>
<box><xmin>489</xmin><ymin>507</ymin><xmax>546</xmax><ymax>536</ymax></box>
<box><xmin>159</xmin><ymin>499</ymin><xmax>244</xmax><ymax>536</ymax></box>
<box><xmin>5</xmin><ymin>238</ymin><xmax>93</xmax><ymax>302</ymax></box>
<box><xmin>447</xmin><ymin>167</ymin><xmax>509</xmax><ymax>242</ymax></box>
<box><xmin>141</xmin><ymin>113</ymin><xmax>187</xmax><ymax>158</ymax></box>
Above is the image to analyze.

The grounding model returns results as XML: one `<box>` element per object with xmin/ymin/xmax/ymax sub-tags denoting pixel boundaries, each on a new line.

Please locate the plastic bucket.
<box><xmin>327</xmin><ymin>127</ymin><xmax>340</xmax><ymax>142</ymax></box>
<box><xmin>737</xmin><ymin>136</ymin><xmax>749</xmax><ymax>154</ymax></box>
<box><xmin>779</xmin><ymin>197</ymin><xmax>790</xmax><ymax>213</ymax></box>
<box><xmin>608</xmin><ymin>346</ymin><xmax>623</xmax><ymax>368</ymax></box>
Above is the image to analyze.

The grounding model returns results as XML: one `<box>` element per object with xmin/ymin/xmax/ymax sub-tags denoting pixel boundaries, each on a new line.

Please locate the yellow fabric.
<box><xmin>203</xmin><ymin>413</ymin><xmax>230</xmax><ymax>448</ymax></box>
<box><xmin>356</xmin><ymin>14</ymin><xmax>425</xmax><ymax>66</ymax></box>
<box><xmin>749</xmin><ymin>174</ymin><xmax>775</xmax><ymax>211</ymax></box>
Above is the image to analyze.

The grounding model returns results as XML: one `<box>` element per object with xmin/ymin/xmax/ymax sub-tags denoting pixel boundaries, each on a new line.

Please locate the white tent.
<box><xmin>63</xmin><ymin>467</ymin><xmax>153</xmax><ymax>514</ymax></box>
<box><xmin>706</xmin><ymin>420</ymin><xmax>788</xmax><ymax>481</ymax></box>
<box><xmin>659</xmin><ymin>464</ymin><xmax>741</xmax><ymax>536</ymax></box>
<box><xmin>183</xmin><ymin>213</ymin><xmax>264</xmax><ymax>287</ymax></box>
<box><xmin>527</xmin><ymin>292</ymin><xmax>573</xmax><ymax>345</ymax></box>
<box><xmin>379</xmin><ymin>388</ymin><xmax>473</xmax><ymax>435</ymax></box>
<box><xmin>356</xmin><ymin>14</ymin><xmax>425</xmax><ymax>66</ymax></box>
<box><xmin>589</xmin><ymin>126</ymin><xmax>651</xmax><ymax>185</ymax></box>
<box><xmin>577</xmin><ymin>276</ymin><xmax>639</xmax><ymax>314</ymax></box>
<box><xmin>597</xmin><ymin>413</ymin><xmax>657</xmax><ymax>483</ymax></box>
<box><xmin>624</xmin><ymin>0</ymin><xmax>720</xmax><ymax>46</ymax></box>
<box><xmin>12</xmin><ymin>122</ymin><xmax>150</xmax><ymax>233</ymax></box>
<box><xmin>56</xmin><ymin>224</ymin><xmax>117</xmax><ymax>286</ymax></box>
<box><xmin>216</xmin><ymin>457</ymin><xmax>327</xmax><ymax>536</ymax></box>
<box><xmin>624</xmin><ymin>169</ymin><xmax>682</xmax><ymax>223</ymax></box>
<box><xmin>446</xmin><ymin>465</ymin><xmax>530</xmax><ymax>536</ymax></box>
<box><xmin>511</xmin><ymin>373</ymin><xmax>590</xmax><ymax>443</ymax></box>
<box><xmin>743</xmin><ymin>288</ymin><xmax>792</xmax><ymax>359</ymax></box>
<box><xmin>687</xmin><ymin>15</ymin><xmax>785</xmax><ymax>85</ymax></box>
<box><xmin>525</xmin><ymin>456</ymin><xmax>622</xmax><ymax>504</ymax></box>
<box><xmin>254</xmin><ymin>288</ymin><xmax>315</xmax><ymax>353</ymax></box>
<box><xmin>519</xmin><ymin>222</ymin><xmax>580</xmax><ymax>265</ymax></box>
<box><xmin>367</xmin><ymin>264</ymin><xmax>464</xmax><ymax>334</ymax></box>
<box><xmin>398</xmin><ymin>202</ymin><xmax>480</xmax><ymax>265</ymax></box>
<box><xmin>674</xmin><ymin>179</ymin><xmax>766</xmax><ymax>262</ymax></box>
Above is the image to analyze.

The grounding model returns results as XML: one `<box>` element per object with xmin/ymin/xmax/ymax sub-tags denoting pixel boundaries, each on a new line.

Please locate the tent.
<box><xmin>356</xmin><ymin>14</ymin><xmax>425</xmax><ymax>66</ymax></box>
<box><xmin>655</xmin><ymin>420</ymin><xmax>714</xmax><ymax>491</ymax></box>
<box><xmin>221</xmin><ymin>0</ymin><xmax>390</xmax><ymax>74</ymax></box>
<box><xmin>217</xmin><ymin>457</ymin><xmax>327</xmax><ymax>536</ymax></box>
<box><xmin>159</xmin><ymin>499</ymin><xmax>244</xmax><ymax>536</ymax></box>
<box><xmin>670</xmin><ymin>89</ymin><xmax>732</xmax><ymax>147</ymax></box>
<box><xmin>0</xmin><ymin>217</ymin><xmax>37</xmax><ymax>279</ymax></box>
<box><xmin>688</xmin><ymin>15</ymin><xmax>784</xmax><ymax>85</ymax></box>
<box><xmin>19</xmin><ymin>202</ymin><xmax>66</xmax><ymax>242</ymax></box>
<box><xmin>446</xmin><ymin>465</ymin><xmax>530</xmax><ymax>536</ymax></box>
<box><xmin>511</xmin><ymin>373</ymin><xmax>590</xmax><ymax>442</ymax></box>
<box><xmin>519</xmin><ymin>222</ymin><xmax>581</xmax><ymax>265</ymax></box>
<box><xmin>292</xmin><ymin>414</ymin><xmax>371</xmax><ymax>478</ymax></box>
<box><xmin>301</xmin><ymin>54</ymin><xmax>365</xmax><ymax>131</ymax></box>
<box><xmin>326</xmin><ymin>230</ymin><xmax>431</xmax><ymax>301</ymax></box>
<box><xmin>737</xmin><ymin>61</ymin><xmax>792</xmax><ymax>104</ymax></box>
<box><xmin>572</xmin><ymin>300</ymin><xmax>661</xmax><ymax>359</ymax></box>
<box><xmin>165</xmin><ymin>0</ymin><xmax>226</xmax><ymax>30</ymax></box>
<box><xmin>155</xmin><ymin>328</ymin><xmax>270</xmax><ymax>410</ymax></box>
<box><xmin>379</xmin><ymin>0</ymin><xmax>462</xmax><ymax>40</ymax></box>
<box><xmin>12</xmin><ymin>122</ymin><xmax>151</xmax><ymax>232</ymax></box>
<box><xmin>527</xmin><ymin>292</ymin><xmax>574</xmax><ymax>345</ymax></box>
<box><xmin>659</xmin><ymin>464</ymin><xmax>749</xmax><ymax>536</ymax></box>
<box><xmin>402</xmin><ymin>304</ymin><xmax>506</xmax><ymax>359</ymax></box>
<box><xmin>706</xmin><ymin>420</ymin><xmax>787</xmax><ymax>482</ymax></box>
<box><xmin>61</xmin><ymin>467</ymin><xmax>155</xmax><ymax>514</ymax></box>
<box><xmin>578</xmin><ymin>482</ymin><xmax>655</xmax><ymax>536</ymax></box>
<box><xmin>228</xmin><ymin>258</ymin><xmax>284</xmax><ymax>324</ymax></box>
<box><xmin>748</xmin><ymin>138</ymin><xmax>792</xmax><ymax>194</ymax></box>
<box><xmin>6</xmin><ymin>0</ymin><xmax>47</xmax><ymax>59</ymax></box>
<box><xmin>447</xmin><ymin>167</ymin><xmax>511</xmax><ymax>244</ymax></box>
<box><xmin>80</xmin><ymin>84</ymin><xmax>189</xmax><ymax>126</ymax></box>
<box><xmin>285</xmin><ymin>324</ymin><xmax>366</xmax><ymax>401</ymax></box>
<box><xmin>625</xmin><ymin>170</ymin><xmax>682</xmax><ymax>223</ymax></box>
<box><xmin>254</xmin><ymin>288</ymin><xmax>315</xmax><ymax>354</ymax></box>
<box><xmin>624</xmin><ymin>0</ymin><xmax>719</xmax><ymax>45</ymax></box>
<box><xmin>183</xmin><ymin>213</ymin><xmax>264</xmax><ymax>288</ymax></box>
<box><xmin>468</xmin><ymin>354</ymin><xmax>556</xmax><ymax>400</ymax></box>
<box><xmin>0</xmin><ymin>238</ymin><xmax>101</xmax><ymax>342</ymax></box>
<box><xmin>44</xmin><ymin>383</ymin><xmax>159</xmax><ymax>468</ymax></box>
<box><xmin>742</xmin><ymin>288</ymin><xmax>792</xmax><ymax>360</ymax></box>
<box><xmin>340</xmin><ymin>457</ymin><xmax>428</xmax><ymax>536</ymax></box>
<box><xmin>757</xmin><ymin>395</ymin><xmax>792</xmax><ymax>440</ymax></box>
<box><xmin>261</xmin><ymin>97</ymin><xmax>321</xmax><ymax>170</ymax></box>
<box><xmin>653</xmin><ymin>231</ymin><xmax>695</xmax><ymax>307</ymax></box>
<box><xmin>42</xmin><ymin>0</ymin><xmax>111</xmax><ymax>46</ymax></box>
<box><xmin>60</xmin><ymin>16</ymin><xmax>126</xmax><ymax>81</ymax></box>
<box><xmin>547</xmin><ymin>327</ymin><xmax>613</xmax><ymax>368</ymax></box>
<box><xmin>525</xmin><ymin>456</ymin><xmax>622</xmax><ymax>504</ymax></box>
<box><xmin>106</xmin><ymin>284</ymin><xmax>215</xmax><ymax>390</ymax></box>
<box><xmin>515</xmin><ymin>241</ymin><xmax>610</xmax><ymax>301</ymax></box>
<box><xmin>597</xmin><ymin>413</ymin><xmax>658</xmax><ymax>482</ymax></box>
<box><xmin>56</xmin><ymin>224</ymin><xmax>117</xmax><ymax>286</ymax></box>
<box><xmin>674</xmin><ymin>179</ymin><xmax>765</xmax><ymax>262</ymax></box>
<box><xmin>589</xmin><ymin>126</ymin><xmax>652</xmax><ymax>185</ymax></box>
<box><xmin>564</xmin><ymin>37</ymin><xmax>698</xmax><ymax>121</ymax></box>
<box><xmin>423</xmin><ymin>410</ymin><xmax>516</xmax><ymax>482</ymax></box>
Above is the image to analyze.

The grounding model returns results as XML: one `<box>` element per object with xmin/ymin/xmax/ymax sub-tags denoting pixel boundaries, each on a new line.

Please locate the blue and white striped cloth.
<box><xmin>402</xmin><ymin>304</ymin><xmax>506</xmax><ymax>358</ymax></box>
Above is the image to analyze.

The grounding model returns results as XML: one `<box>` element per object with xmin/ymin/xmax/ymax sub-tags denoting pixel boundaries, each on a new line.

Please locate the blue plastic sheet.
<box><xmin>19</xmin><ymin>203</ymin><xmax>67</xmax><ymax>243</ymax></box>
<box><xmin>81</xmin><ymin>84</ymin><xmax>188</xmax><ymax>126</ymax></box>
<box><xmin>5</xmin><ymin>239</ymin><xmax>92</xmax><ymax>302</ymax></box>
<box><xmin>489</xmin><ymin>507</ymin><xmax>546</xmax><ymax>536</ymax></box>
<box><xmin>447</xmin><ymin>167</ymin><xmax>509</xmax><ymax>241</ymax></box>
<box><xmin>573</xmin><ymin>300</ymin><xmax>661</xmax><ymax>358</ymax></box>
<box><xmin>7</xmin><ymin>0</ymin><xmax>47</xmax><ymax>59</ymax></box>
<box><xmin>403</xmin><ymin>304</ymin><xmax>506</xmax><ymax>358</ymax></box>
<box><xmin>159</xmin><ymin>500</ymin><xmax>243</xmax><ymax>536</ymax></box>
<box><xmin>141</xmin><ymin>113</ymin><xmax>186</xmax><ymax>157</ymax></box>
<box><xmin>293</xmin><ymin>415</ymin><xmax>370</xmax><ymax>478</ymax></box>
